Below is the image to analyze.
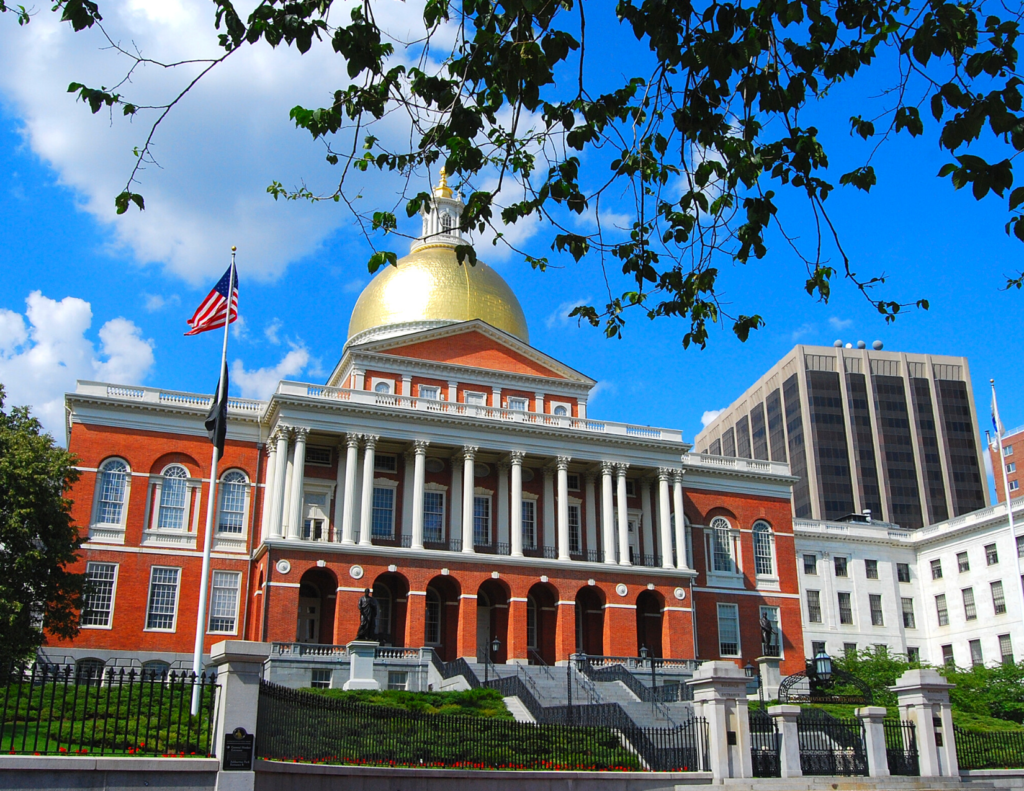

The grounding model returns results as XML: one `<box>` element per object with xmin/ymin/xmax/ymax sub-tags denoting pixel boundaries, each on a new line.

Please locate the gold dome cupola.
<box><xmin>346</xmin><ymin>171</ymin><xmax>530</xmax><ymax>347</ymax></box>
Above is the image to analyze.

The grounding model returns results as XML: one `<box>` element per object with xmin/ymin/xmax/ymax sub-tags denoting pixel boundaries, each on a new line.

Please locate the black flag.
<box><xmin>205</xmin><ymin>363</ymin><xmax>228</xmax><ymax>459</ymax></box>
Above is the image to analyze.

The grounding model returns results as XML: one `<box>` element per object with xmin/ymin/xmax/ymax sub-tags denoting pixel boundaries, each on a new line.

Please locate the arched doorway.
<box><xmin>296</xmin><ymin>567</ymin><xmax>338</xmax><ymax>644</ymax></box>
<box><xmin>476</xmin><ymin>579</ymin><xmax>510</xmax><ymax>663</ymax></box>
<box><xmin>526</xmin><ymin>582</ymin><xmax>557</xmax><ymax>665</ymax></box>
<box><xmin>574</xmin><ymin>586</ymin><xmax>605</xmax><ymax>656</ymax></box>
<box><xmin>424</xmin><ymin>575</ymin><xmax>461</xmax><ymax>661</ymax></box>
<box><xmin>372</xmin><ymin>572</ymin><xmax>409</xmax><ymax>646</ymax></box>
<box><xmin>636</xmin><ymin>590</ymin><xmax>665</xmax><ymax>657</ymax></box>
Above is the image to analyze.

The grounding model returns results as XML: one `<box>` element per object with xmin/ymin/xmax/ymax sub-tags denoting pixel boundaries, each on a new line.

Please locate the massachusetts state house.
<box><xmin>52</xmin><ymin>176</ymin><xmax>804</xmax><ymax>675</ymax></box>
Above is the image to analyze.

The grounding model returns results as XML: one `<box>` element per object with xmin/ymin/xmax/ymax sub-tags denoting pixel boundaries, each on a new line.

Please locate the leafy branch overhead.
<box><xmin>17</xmin><ymin>0</ymin><xmax>1024</xmax><ymax>343</ymax></box>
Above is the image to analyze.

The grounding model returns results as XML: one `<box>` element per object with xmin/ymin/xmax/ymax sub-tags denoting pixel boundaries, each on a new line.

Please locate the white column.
<box><xmin>359</xmin><ymin>435</ymin><xmax>378</xmax><ymax>546</ymax></box>
<box><xmin>353</xmin><ymin>368</ymin><xmax>365</xmax><ymax>389</ymax></box>
<box><xmin>510</xmin><ymin>451</ymin><xmax>525</xmax><ymax>558</ymax></box>
<box><xmin>673</xmin><ymin>471</ymin><xmax>689</xmax><ymax>570</ymax></box>
<box><xmin>616</xmin><ymin>463</ymin><xmax>631</xmax><ymax>566</ymax></box>
<box><xmin>640</xmin><ymin>478</ymin><xmax>654</xmax><ymax>564</ymax></box>
<box><xmin>491</xmin><ymin>387</ymin><xmax>501</xmax><ymax>407</ymax></box>
<box><xmin>269</xmin><ymin>429</ymin><xmax>289</xmax><ymax>539</ymax></box>
<box><xmin>332</xmin><ymin>439</ymin><xmax>346</xmax><ymax>541</ymax></box>
<box><xmin>341</xmin><ymin>434</ymin><xmax>360</xmax><ymax>545</ymax></box>
<box><xmin>497</xmin><ymin>462</ymin><xmax>510</xmax><ymax>550</ymax></box>
<box><xmin>584</xmin><ymin>472</ymin><xmax>597</xmax><ymax>559</ymax></box>
<box><xmin>259</xmin><ymin>442</ymin><xmax>276</xmax><ymax>543</ymax></box>
<box><xmin>462</xmin><ymin>446</ymin><xmax>477</xmax><ymax>553</ymax></box>
<box><xmin>401</xmin><ymin>450</ymin><xmax>414</xmax><ymax>541</ymax></box>
<box><xmin>542</xmin><ymin>467</ymin><xmax>555</xmax><ymax>554</ymax></box>
<box><xmin>535</xmin><ymin>392</ymin><xmax>545</xmax><ymax>414</ymax></box>
<box><xmin>601</xmin><ymin>462</ymin><xmax>615</xmax><ymax>564</ymax></box>
<box><xmin>401</xmin><ymin>374</ymin><xmax>412</xmax><ymax>397</ymax></box>
<box><xmin>287</xmin><ymin>428</ymin><xmax>308</xmax><ymax>540</ymax></box>
<box><xmin>578</xmin><ymin>399</ymin><xmax>587</xmax><ymax>419</ymax></box>
<box><xmin>658</xmin><ymin>469</ymin><xmax>674</xmax><ymax>569</ymax></box>
<box><xmin>447</xmin><ymin>380</ymin><xmax>458</xmax><ymax>402</ymax></box>
<box><xmin>556</xmin><ymin>456</ymin><xmax>571</xmax><ymax>561</ymax></box>
<box><xmin>281</xmin><ymin>440</ymin><xmax>295</xmax><ymax>537</ymax></box>
<box><xmin>411</xmin><ymin>441</ymin><xmax>429</xmax><ymax>549</ymax></box>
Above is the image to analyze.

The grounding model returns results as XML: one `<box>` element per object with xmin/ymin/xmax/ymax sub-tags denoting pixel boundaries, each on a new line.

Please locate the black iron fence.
<box><xmin>796</xmin><ymin>709</ymin><xmax>868</xmax><ymax>776</ymax></box>
<box><xmin>749</xmin><ymin>709</ymin><xmax>780</xmax><ymax>778</ymax></box>
<box><xmin>884</xmin><ymin>719</ymin><xmax>919</xmax><ymax>776</ymax></box>
<box><xmin>256</xmin><ymin>681</ymin><xmax>708</xmax><ymax>771</ymax></box>
<box><xmin>575</xmin><ymin>656</ymin><xmax>689</xmax><ymax>703</ymax></box>
<box><xmin>956</xmin><ymin>726</ymin><xmax>1024</xmax><ymax>769</ymax></box>
<box><xmin>0</xmin><ymin>662</ymin><xmax>217</xmax><ymax>757</ymax></box>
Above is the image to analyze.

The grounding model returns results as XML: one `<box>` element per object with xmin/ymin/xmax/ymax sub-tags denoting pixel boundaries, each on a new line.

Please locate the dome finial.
<box><xmin>434</xmin><ymin>166</ymin><xmax>453</xmax><ymax>198</ymax></box>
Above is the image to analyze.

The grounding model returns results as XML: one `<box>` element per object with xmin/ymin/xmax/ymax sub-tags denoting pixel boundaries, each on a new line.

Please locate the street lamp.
<box><xmin>746</xmin><ymin>662</ymin><xmax>764</xmax><ymax>710</ymax></box>
<box><xmin>484</xmin><ymin>637</ymin><xmax>501</xmax><ymax>685</ymax></box>
<box><xmin>814</xmin><ymin>650</ymin><xmax>833</xmax><ymax>682</ymax></box>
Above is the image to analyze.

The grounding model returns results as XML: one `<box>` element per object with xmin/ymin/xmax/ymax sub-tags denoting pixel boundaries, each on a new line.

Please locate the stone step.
<box><xmin>502</xmin><ymin>696</ymin><xmax>535</xmax><ymax>723</ymax></box>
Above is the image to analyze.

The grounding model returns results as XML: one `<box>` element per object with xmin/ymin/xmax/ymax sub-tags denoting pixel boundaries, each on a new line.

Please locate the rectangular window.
<box><xmin>388</xmin><ymin>671</ymin><xmax>409</xmax><ymax>691</ymax></box>
<box><xmin>865</xmin><ymin>559</ymin><xmax>879</xmax><ymax>579</ymax></box>
<box><xmin>987</xmin><ymin>544</ymin><xmax>1000</xmax><ymax>566</ymax></box>
<box><xmin>931</xmin><ymin>559</ymin><xmax>943</xmax><ymax>580</ymax></box>
<box><xmin>970</xmin><ymin>639</ymin><xmax>984</xmax><ymax>667</ymax></box>
<box><xmin>465</xmin><ymin>391</ymin><xmax>487</xmax><ymax>406</ymax></box>
<box><xmin>844</xmin><ymin>643</ymin><xmax>857</xmax><ymax>657</ymax></box>
<box><xmin>302</xmin><ymin>518</ymin><xmax>324</xmax><ymax>541</ymax></box>
<box><xmin>473</xmin><ymin>496</ymin><xmax>491</xmax><ymax>546</ymax></box>
<box><xmin>897</xmin><ymin>563</ymin><xmax>911</xmax><ymax>583</ymax></box>
<box><xmin>813</xmin><ymin>641</ymin><xmax>827</xmax><ymax>656</ymax></box>
<box><xmin>521</xmin><ymin>499</ymin><xmax>537</xmax><ymax>549</ymax></box>
<box><xmin>834</xmin><ymin>557</ymin><xmax>848</xmax><ymax>577</ymax></box>
<box><xmin>568</xmin><ymin>504</ymin><xmax>581</xmax><ymax>554</ymax></box>
<box><xmin>957</xmin><ymin>552</ymin><xmax>970</xmax><ymax>572</ymax></box>
<box><xmin>374</xmin><ymin>454</ymin><xmax>397</xmax><ymax>473</ymax></box>
<box><xmin>717</xmin><ymin>603</ymin><xmax>740</xmax><ymax>656</ymax></box>
<box><xmin>567</xmin><ymin>473</ymin><xmax>581</xmax><ymax>491</ymax></box>
<box><xmin>208</xmin><ymin>571</ymin><xmax>241</xmax><ymax>633</ymax></box>
<box><xmin>838</xmin><ymin>592</ymin><xmax>853</xmax><ymax>624</ymax></box>
<box><xmin>1008</xmin><ymin>462</ymin><xmax>1017</xmax><ymax>473</ymax></box>
<box><xmin>423</xmin><ymin>491</ymin><xmax>445</xmax><ymax>543</ymax></box>
<box><xmin>942</xmin><ymin>644</ymin><xmax>954</xmax><ymax>665</ymax></box>
<box><xmin>907</xmin><ymin>646</ymin><xmax>920</xmax><ymax>663</ymax></box>
<box><xmin>145</xmin><ymin>567</ymin><xmax>181</xmax><ymax>631</ymax></box>
<box><xmin>992</xmin><ymin>580</ymin><xmax>1007</xmax><ymax>614</ymax></box>
<box><xmin>1000</xmin><ymin>634</ymin><xmax>1014</xmax><ymax>664</ymax></box>
<box><xmin>218</xmin><ymin>476</ymin><xmax>247</xmax><ymax>534</ymax></box>
<box><xmin>935</xmin><ymin>594</ymin><xmax>949</xmax><ymax>626</ymax></box>
<box><xmin>804</xmin><ymin>554</ymin><xmax>817</xmax><ymax>575</ymax></box>
<box><xmin>1018</xmin><ymin>536</ymin><xmax>1024</xmax><ymax>558</ymax></box>
<box><xmin>507</xmin><ymin>397</ymin><xmax>528</xmax><ymax>411</ymax></box>
<box><xmin>371</xmin><ymin>487</ymin><xmax>395</xmax><ymax>539</ymax></box>
<box><xmin>1006</xmin><ymin>445</ymin><xmax>1015</xmax><ymax>456</ymax></box>
<box><xmin>310</xmin><ymin>669</ymin><xmax>332</xmax><ymax>689</ymax></box>
<box><xmin>869</xmin><ymin>594</ymin><xmax>884</xmax><ymax>626</ymax></box>
<box><xmin>306</xmin><ymin>446</ymin><xmax>332</xmax><ymax>466</ymax></box>
<box><xmin>806</xmin><ymin>590</ymin><xmax>822</xmax><ymax>623</ymax></box>
<box><xmin>1012</xmin><ymin>481</ymin><xmax>1021</xmax><ymax>492</ymax></box>
<box><xmin>625</xmin><ymin>479</ymin><xmax>636</xmax><ymax>497</ymax></box>
<box><xmin>82</xmin><ymin>562</ymin><xmax>117</xmax><ymax>627</ymax></box>
<box><xmin>902</xmin><ymin>598</ymin><xmax>916</xmax><ymax>629</ymax></box>
<box><xmin>963</xmin><ymin>587</ymin><xmax>977</xmax><ymax>620</ymax></box>
<box><xmin>418</xmin><ymin>385</ymin><xmax>440</xmax><ymax>400</ymax></box>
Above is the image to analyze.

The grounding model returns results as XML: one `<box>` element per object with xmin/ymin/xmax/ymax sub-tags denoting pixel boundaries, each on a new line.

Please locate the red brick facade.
<box><xmin>991</xmin><ymin>429</ymin><xmax>1023</xmax><ymax>503</ymax></box>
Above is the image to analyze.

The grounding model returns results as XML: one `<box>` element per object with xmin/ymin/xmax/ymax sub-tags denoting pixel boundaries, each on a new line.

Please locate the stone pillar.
<box><xmin>557</xmin><ymin>456</ymin><xmax>571</xmax><ymax>561</ymax></box>
<box><xmin>891</xmin><ymin>668</ymin><xmax>958</xmax><ymax>777</ymax></box>
<box><xmin>401</xmin><ymin>450</ymin><xmax>414</xmax><ymax>541</ymax></box>
<box><xmin>405</xmin><ymin>591</ymin><xmax>426</xmax><ymax>647</ymax></box>
<box><xmin>640</xmin><ymin>479</ymin><xmax>654</xmax><ymax>563</ymax></box>
<box><xmin>358</xmin><ymin>435</ymin><xmax>378</xmax><ymax>546</ymax></box>
<box><xmin>286</xmin><ymin>428</ymin><xmax>308</xmax><ymax>540</ymax></box>
<box><xmin>657</xmin><ymin>469</ymin><xmax>674</xmax><ymax>568</ymax></box>
<box><xmin>269</xmin><ymin>430</ymin><xmax>289</xmax><ymax>539</ymax></box>
<box><xmin>497</xmin><ymin>461</ymin><xmax>510</xmax><ymax>549</ymax></box>
<box><xmin>857</xmin><ymin>706</ymin><xmax>890</xmax><ymax>778</ymax></box>
<box><xmin>332</xmin><ymin>439</ymin><xmax>346</xmax><ymax>542</ymax></box>
<box><xmin>410</xmin><ymin>441</ymin><xmax>429</xmax><ymax>550</ymax></box>
<box><xmin>507</xmin><ymin>597</ymin><xmax>529</xmax><ymax>663</ymax></box>
<box><xmin>341</xmin><ymin>434</ymin><xmax>360</xmax><ymax>545</ymax></box>
<box><xmin>457</xmin><ymin>594</ymin><xmax>477</xmax><ymax>660</ymax></box>
<box><xmin>510</xmin><ymin>452</ymin><xmax>525</xmax><ymax>558</ymax></box>
<box><xmin>687</xmin><ymin>661</ymin><xmax>753</xmax><ymax>779</ymax></box>
<box><xmin>461</xmin><ymin>446</ymin><xmax>477</xmax><ymax>553</ymax></box>
<box><xmin>451</xmin><ymin>455</ymin><xmax>463</xmax><ymax>545</ymax></box>
<box><xmin>259</xmin><ymin>442</ymin><xmax>276</xmax><ymax>543</ymax></box>
<box><xmin>672</xmin><ymin>471</ymin><xmax>689</xmax><ymax>570</ymax></box>
<box><xmin>542</xmin><ymin>467</ymin><xmax>555</xmax><ymax>554</ymax></box>
<box><xmin>616</xmin><ymin>463</ymin><xmax>631</xmax><ymax>566</ymax></box>
<box><xmin>344</xmin><ymin>641</ymin><xmax>381</xmax><ymax>690</ymax></box>
<box><xmin>535</xmin><ymin>391</ymin><xmax>545</xmax><ymax>414</ymax></box>
<box><xmin>210</xmin><ymin>640</ymin><xmax>271</xmax><ymax>791</ymax></box>
<box><xmin>767</xmin><ymin>705</ymin><xmax>802</xmax><ymax>778</ymax></box>
<box><xmin>584</xmin><ymin>472</ymin><xmax>598</xmax><ymax>557</ymax></box>
<box><xmin>601</xmin><ymin>462</ymin><xmax>615</xmax><ymax>564</ymax></box>
<box><xmin>555</xmin><ymin>599</ymin><xmax>576</xmax><ymax>662</ymax></box>
<box><xmin>757</xmin><ymin>656</ymin><xmax>781</xmax><ymax>701</ymax></box>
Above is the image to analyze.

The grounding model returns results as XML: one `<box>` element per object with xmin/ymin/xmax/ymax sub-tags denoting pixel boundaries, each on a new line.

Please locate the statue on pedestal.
<box><xmin>356</xmin><ymin>588</ymin><xmax>380</xmax><ymax>641</ymax></box>
<box><xmin>760</xmin><ymin>613</ymin><xmax>776</xmax><ymax>655</ymax></box>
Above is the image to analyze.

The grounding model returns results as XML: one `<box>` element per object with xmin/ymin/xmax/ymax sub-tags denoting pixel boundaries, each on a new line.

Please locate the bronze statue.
<box><xmin>356</xmin><ymin>588</ymin><xmax>380</xmax><ymax>641</ymax></box>
<box><xmin>760</xmin><ymin>613</ymin><xmax>775</xmax><ymax>653</ymax></box>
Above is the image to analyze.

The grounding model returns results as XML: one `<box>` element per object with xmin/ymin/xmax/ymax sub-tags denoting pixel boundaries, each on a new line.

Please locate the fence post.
<box><xmin>767</xmin><ymin>704</ymin><xmax>802</xmax><ymax>778</ymax></box>
<box><xmin>210</xmin><ymin>640</ymin><xmax>272</xmax><ymax>791</ymax></box>
<box><xmin>857</xmin><ymin>706</ymin><xmax>890</xmax><ymax>777</ymax></box>
<box><xmin>687</xmin><ymin>660</ymin><xmax>753</xmax><ymax>779</ymax></box>
<box><xmin>890</xmin><ymin>668</ymin><xmax>958</xmax><ymax>778</ymax></box>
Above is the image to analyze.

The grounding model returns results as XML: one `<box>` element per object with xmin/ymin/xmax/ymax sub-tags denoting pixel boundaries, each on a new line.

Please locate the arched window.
<box><xmin>75</xmin><ymin>658</ymin><xmax>105</xmax><ymax>686</ymax></box>
<box><xmin>711</xmin><ymin>516</ymin><xmax>735</xmax><ymax>573</ymax></box>
<box><xmin>753</xmin><ymin>521</ymin><xmax>775</xmax><ymax>576</ymax></box>
<box><xmin>96</xmin><ymin>459</ymin><xmax>129</xmax><ymax>525</ymax></box>
<box><xmin>553</xmin><ymin>405</ymin><xmax>568</xmax><ymax>416</ymax></box>
<box><xmin>141</xmin><ymin>660</ymin><xmax>170</xmax><ymax>681</ymax></box>
<box><xmin>218</xmin><ymin>470</ymin><xmax>248</xmax><ymax>534</ymax></box>
<box><xmin>425</xmin><ymin>588</ymin><xmax>441</xmax><ymax>645</ymax></box>
<box><xmin>374</xmin><ymin>381</ymin><xmax>391</xmax><ymax>394</ymax></box>
<box><xmin>157</xmin><ymin>465</ymin><xmax>189</xmax><ymax>530</ymax></box>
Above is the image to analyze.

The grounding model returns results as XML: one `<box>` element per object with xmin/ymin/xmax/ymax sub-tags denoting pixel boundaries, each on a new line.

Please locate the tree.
<box><xmin>5</xmin><ymin>0</ymin><xmax>1024</xmax><ymax>345</ymax></box>
<box><xmin>0</xmin><ymin>385</ymin><xmax>84</xmax><ymax>666</ymax></box>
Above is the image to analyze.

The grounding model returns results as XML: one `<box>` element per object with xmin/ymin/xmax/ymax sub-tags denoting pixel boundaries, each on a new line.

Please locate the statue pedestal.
<box><xmin>757</xmin><ymin>656</ymin><xmax>781</xmax><ymax>701</ymax></box>
<box><xmin>343</xmin><ymin>641</ymin><xmax>380</xmax><ymax>690</ymax></box>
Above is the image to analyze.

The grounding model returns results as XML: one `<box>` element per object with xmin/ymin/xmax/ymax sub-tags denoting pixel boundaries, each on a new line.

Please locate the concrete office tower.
<box><xmin>694</xmin><ymin>344</ymin><xmax>989</xmax><ymax>529</ymax></box>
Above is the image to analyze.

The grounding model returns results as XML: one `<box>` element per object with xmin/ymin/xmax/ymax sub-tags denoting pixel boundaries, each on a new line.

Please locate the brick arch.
<box><xmin>297</xmin><ymin>566</ymin><xmax>339</xmax><ymax>645</ymax></box>
<box><xmin>424</xmin><ymin>574</ymin><xmax>461</xmax><ymax>661</ymax></box>
<box><xmin>702</xmin><ymin>505</ymin><xmax>739</xmax><ymax>525</ymax></box>
<box><xmin>477</xmin><ymin>579</ymin><xmax>510</xmax><ymax>663</ymax></box>
<box><xmin>523</xmin><ymin>582</ymin><xmax>558</xmax><ymax>665</ymax></box>
<box><xmin>574</xmin><ymin>584</ymin><xmax>605</xmax><ymax>656</ymax></box>
<box><xmin>149</xmin><ymin>452</ymin><xmax>202</xmax><ymax>477</ymax></box>
<box><xmin>636</xmin><ymin>589</ymin><xmax>665</xmax><ymax>657</ymax></box>
<box><xmin>372</xmin><ymin>571</ymin><xmax>410</xmax><ymax>647</ymax></box>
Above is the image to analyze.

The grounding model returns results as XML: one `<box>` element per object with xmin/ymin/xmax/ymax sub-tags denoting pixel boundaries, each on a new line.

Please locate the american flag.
<box><xmin>185</xmin><ymin>264</ymin><xmax>239</xmax><ymax>336</ymax></box>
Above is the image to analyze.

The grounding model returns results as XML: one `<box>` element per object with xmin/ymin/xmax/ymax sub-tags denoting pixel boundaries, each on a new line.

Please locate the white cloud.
<box><xmin>545</xmin><ymin>296</ymin><xmax>593</xmax><ymax>330</ymax></box>
<box><xmin>264</xmin><ymin>318</ymin><xmax>283</xmax><ymax>345</ymax></box>
<box><xmin>828</xmin><ymin>316</ymin><xmax>854</xmax><ymax>330</ymax></box>
<box><xmin>587</xmin><ymin>380</ymin><xmax>617</xmax><ymax>406</ymax></box>
<box><xmin>231</xmin><ymin>347</ymin><xmax>310</xmax><ymax>400</ymax></box>
<box><xmin>790</xmin><ymin>322</ymin><xmax>816</xmax><ymax>342</ymax></box>
<box><xmin>700</xmin><ymin>409</ymin><xmax>723</xmax><ymax>428</ymax></box>
<box><xmin>0</xmin><ymin>291</ymin><xmax>154</xmax><ymax>441</ymax></box>
<box><xmin>143</xmin><ymin>293</ymin><xmax>179</xmax><ymax>312</ymax></box>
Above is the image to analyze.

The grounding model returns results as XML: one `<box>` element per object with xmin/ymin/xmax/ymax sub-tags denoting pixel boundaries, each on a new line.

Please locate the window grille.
<box><xmin>423</xmin><ymin>492</ymin><xmax>444</xmax><ymax>543</ymax></box>
<box><xmin>97</xmin><ymin>460</ymin><xmax>128</xmax><ymax>524</ymax></box>
<box><xmin>804</xmin><ymin>554</ymin><xmax>817</xmax><ymax>575</ymax></box>
<box><xmin>963</xmin><ymin>587</ymin><xmax>977</xmax><ymax>620</ymax></box>
<box><xmin>521</xmin><ymin>500</ymin><xmax>536</xmax><ymax>549</ymax></box>
<box><xmin>146</xmin><ymin>567</ymin><xmax>180</xmax><ymax>630</ymax></box>
<box><xmin>936</xmin><ymin>594</ymin><xmax>949</xmax><ymax>626</ymax></box>
<box><xmin>306</xmin><ymin>446</ymin><xmax>332</xmax><ymax>466</ymax></box>
<box><xmin>753</xmin><ymin>522</ymin><xmax>774</xmax><ymax>576</ymax></box>
<box><xmin>311</xmin><ymin>669</ymin><xmax>332</xmax><ymax>689</ymax></box>
<box><xmin>473</xmin><ymin>496</ymin><xmax>491</xmax><ymax>545</ymax></box>
<box><xmin>374</xmin><ymin>454</ymin><xmax>398</xmax><ymax>472</ymax></box>
<box><xmin>568</xmin><ymin>504</ymin><xmax>581</xmax><ymax>554</ymax></box>
<box><xmin>970</xmin><ymin>639</ymin><xmax>984</xmax><ymax>666</ymax></box>
<box><xmin>838</xmin><ymin>592</ymin><xmax>853</xmax><ymax>624</ymax></box>
<box><xmin>208</xmin><ymin>571</ymin><xmax>240</xmax><ymax>633</ymax></box>
<box><xmin>157</xmin><ymin>466</ymin><xmax>189</xmax><ymax>530</ymax></box>
<box><xmin>218</xmin><ymin>471</ymin><xmax>247</xmax><ymax>534</ymax></box>
<box><xmin>958</xmin><ymin>552</ymin><xmax>970</xmax><ymax>572</ymax></box>
<box><xmin>717</xmin><ymin>604</ymin><xmax>740</xmax><ymax>656</ymax></box>
<box><xmin>897</xmin><ymin>563</ymin><xmax>911</xmax><ymax>583</ymax></box>
<box><xmin>987</xmin><ymin>544</ymin><xmax>1000</xmax><ymax>566</ymax></box>
<box><xmin>82</xmin><ymin>563</ymin><xmax>117</xmax><ymax>627</ymax></box>
<box><xmin>372</xmin><ymin>487</ymin><xmax>395</xmax><ymax>539</ymax></box>
<box><xmin>834</xmin><ymin>556</ymin><xmax>849</xmax><ymax>577</ymax></box>
<box><xmin>869</xmin><ymin>594</ymin><xmax>884</xmax><ymax>626</ymax></box>
<box><xmin>901</xmin><ymin>598</ymin><xmax>916</xmax><ymax>629</ymax></box>
<box><xmin>806</xmin><ymin>590</ymin><xmax>822</xmax><ymax>623</ymax></box>
<box><xmin>865</xmin><ymin>559</ymin><xmax>878</xmax><ymax>579</ymax></box>
<box><xmin>931</xmin><ymin>559</ymin><xmax>943</xmax><ymax>579</ymax></box>
<box><xmin>1000</xmin><ymin>634</ymin><xmax>1014</xmax><ymax>664</ymax></box>
<box><xmin>711</xmin><ymin>517</ymin><xmax>735</xmax><ymax>573</ymax></box>
<box><xmin>992</xmin><ymin>580</ymin><xmax>1007</xmax><ymax>615</ymax></box>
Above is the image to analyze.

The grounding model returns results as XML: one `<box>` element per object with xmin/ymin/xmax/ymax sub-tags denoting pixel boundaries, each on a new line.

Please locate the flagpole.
<box><xmin>992</xmin><ymin>379</ymin><xmax>1023</xmax><ymax>653</ymax></box>
<box><xmin>191</xmin><ymin>247</ymin><xmax>236</xmax><ymax>717</ymax></box>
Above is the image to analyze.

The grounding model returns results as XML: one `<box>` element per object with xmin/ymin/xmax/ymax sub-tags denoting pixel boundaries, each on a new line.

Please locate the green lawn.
<box><xmin>297</xmin><ymin>687</ymin><xmax>514</xmax><ymax>719</ymax></box>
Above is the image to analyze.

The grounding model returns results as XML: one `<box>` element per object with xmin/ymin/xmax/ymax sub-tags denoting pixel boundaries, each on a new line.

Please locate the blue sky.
<box><xmin>0</xmin><ymin>0</ymin><xmax>1020</xmax><ymax>500</ymax></box>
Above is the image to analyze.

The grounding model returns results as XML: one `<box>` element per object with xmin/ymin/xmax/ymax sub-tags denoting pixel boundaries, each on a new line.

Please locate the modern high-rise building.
<box><xmin>694</xmin><ymin>344</ymin><xmax>989</xmax><ymax>529</ymax></box>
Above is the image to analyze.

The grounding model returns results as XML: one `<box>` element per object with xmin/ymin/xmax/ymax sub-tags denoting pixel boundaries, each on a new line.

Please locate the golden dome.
<box><xmin>347</xmin><ymin>245</ymin><xmax>530</xmax><ymax>344</ymax></box>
